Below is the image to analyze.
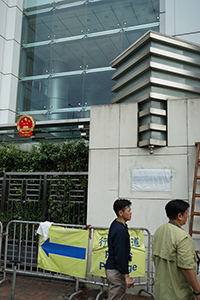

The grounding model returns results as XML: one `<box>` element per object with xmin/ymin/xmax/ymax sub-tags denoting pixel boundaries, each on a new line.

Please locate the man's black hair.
<box><xmin>113</xmin><ymin>199</ymin><xmax>132</xmax><ymax>217</ymax></box>
<box><xmin>165</xmin><ymin>199</ymin><xmax>189</xmax><ymax>220</ymax></box>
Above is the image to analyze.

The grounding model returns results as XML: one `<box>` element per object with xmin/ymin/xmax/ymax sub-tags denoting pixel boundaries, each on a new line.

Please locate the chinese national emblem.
<box><xmin>17</xmin><ymin>115</ymin><xmax>35</xmax><ymax>137</ymax></box>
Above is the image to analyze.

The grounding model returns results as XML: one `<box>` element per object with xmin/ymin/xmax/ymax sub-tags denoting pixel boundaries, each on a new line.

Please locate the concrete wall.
<box><xmin>0</xmin><ymin>0</ymin><xmax>23</xmax><ymax>124</ymax></box>
<box><xmin>160</xmin><ymin>0</ymin><xmax>200</xmax><ymax>44</ymax></box>
<box><xmin>87</xmin><ymin>98</ymin><xmax>200</xmax><ymax>235</ymax></box>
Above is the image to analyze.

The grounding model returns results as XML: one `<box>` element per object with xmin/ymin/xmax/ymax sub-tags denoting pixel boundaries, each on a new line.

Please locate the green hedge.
<box><xmin>0</xmin><ymin>139</ymin><xmax>88</xmax><ymax>173</ymax></box>
<box><xmin>0</xmin><ymin>140</ymin><xmax>89</xmax><ymax>225</ymax></box>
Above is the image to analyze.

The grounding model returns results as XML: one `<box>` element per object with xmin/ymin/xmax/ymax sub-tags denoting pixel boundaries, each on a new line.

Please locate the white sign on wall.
<box><xmin>132</xmin><ymin>169</ymin><xmax>171</xmax><ymax>191</ymax></box>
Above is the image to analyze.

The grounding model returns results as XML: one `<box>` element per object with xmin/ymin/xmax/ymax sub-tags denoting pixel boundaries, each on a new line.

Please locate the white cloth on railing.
<box><xmin>37</xmin><ymin>221</ymin><xmax>53</xmax><ymax>241</ymax></box>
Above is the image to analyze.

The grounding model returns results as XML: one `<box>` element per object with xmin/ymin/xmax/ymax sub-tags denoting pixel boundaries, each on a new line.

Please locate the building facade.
<box><xmin>0</xmin><ymin>0</ymin><xmax>199</xmax><ymax>140</ymax></box>
<box><xmin>1</xmin><ymin>0</ymin><xmax>200</xmax><ymax>234</ymax></box>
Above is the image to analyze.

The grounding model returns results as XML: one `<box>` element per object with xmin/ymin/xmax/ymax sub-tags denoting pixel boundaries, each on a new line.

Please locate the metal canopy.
<box><xmin>0</xmin><ymin>118</ymin><xmax>90</xmax><ymax>144</ymax></box>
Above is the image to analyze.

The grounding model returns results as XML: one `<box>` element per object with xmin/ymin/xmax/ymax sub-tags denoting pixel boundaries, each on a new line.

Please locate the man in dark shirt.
<box><xmin>105</xmin><ymin>199</ymin><xmax>134</xmax><ymax>300</ymax></box>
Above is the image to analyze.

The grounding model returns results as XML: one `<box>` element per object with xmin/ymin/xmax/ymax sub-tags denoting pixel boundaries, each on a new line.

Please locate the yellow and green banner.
<box><xmin>38</xmin><ymin>226</ymin><xmax>89</xmax><ymax>278</ymax></box>
<box><xmin>90</xmin><ymin>229</ymin><xmax>145</xmax><ymax>277</ymax></box>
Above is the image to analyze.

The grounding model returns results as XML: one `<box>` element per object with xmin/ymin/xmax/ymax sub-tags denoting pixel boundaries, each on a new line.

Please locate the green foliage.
<box><xmin>0</xmin><ymin>139</ymin><xmax>88</xmax><ymax>173</ymax></box>
<box><xmin>0</xmin><ymin>140</ymin><xmax>88</xmax><ymax>225</ymax></box>
<box><xmin>0</xmin><ymin>141</ymin><xmax>28</xmax><ymax>173</ymax></box>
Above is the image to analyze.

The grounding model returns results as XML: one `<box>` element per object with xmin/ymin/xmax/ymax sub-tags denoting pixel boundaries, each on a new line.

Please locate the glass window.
<box><xmin>17</xmin><ymin>0</ymin><xmax>159</xmax><ymax>121</ymax></box>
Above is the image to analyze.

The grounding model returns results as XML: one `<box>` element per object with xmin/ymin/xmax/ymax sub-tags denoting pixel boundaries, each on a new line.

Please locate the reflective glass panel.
<box><xmin>17</xmin><ymin>0</ymin><xmax>159</xmax><ymax>122</ymax></box>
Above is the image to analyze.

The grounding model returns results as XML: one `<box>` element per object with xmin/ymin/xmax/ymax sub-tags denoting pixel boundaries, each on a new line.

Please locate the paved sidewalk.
<box><xmin>0</xmin><ymin>274</ymin><xmax>154</xmax><ymax>300</ymax></box>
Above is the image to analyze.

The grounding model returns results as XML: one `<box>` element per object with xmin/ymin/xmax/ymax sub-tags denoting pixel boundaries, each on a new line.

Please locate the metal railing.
<box><xmin>1</xmin><ymin>220</ymin><xmax>155</xmax><ymax>299</ymax></box>
<box><xmin>0</xmin><ymin>172</ymin><xmax>88</xmax><ymax>225</ymax></box>
<box><xmin>0</xmin><ymin>222</ymin><xmax>3</xmax><ymax>272</ymax></box>
<box><xmin>90</xmin><ymin>226</ymin><xmax>155</xmax><ymax>299</ymax></box>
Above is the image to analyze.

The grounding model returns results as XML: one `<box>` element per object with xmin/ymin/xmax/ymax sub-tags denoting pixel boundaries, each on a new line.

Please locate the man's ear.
<box><xmin>118</xmin><ymin>210</ymin><xmax>123</xmax><ymax>217</ymax></box>
<box><xmin>177</xmin><ymin>213</ymin><xmax>182</xmax><ymax>221</ymax></box>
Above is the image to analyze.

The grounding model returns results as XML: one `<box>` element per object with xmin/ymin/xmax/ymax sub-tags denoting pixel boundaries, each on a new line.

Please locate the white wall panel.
<box><xmin>0</xmin><ymin>1</ymin><xmax>7</xmax><ymax>37</ymax></box>
<box><xmin>160</xmin><ymin>0</ymin><xmax>200</xmax><ymax>46</ymax></box>
<box><xmin>119</xmin><ymin>102</ymin><xmax>138</xmax><ymax>148</ymax></box>
<box><xmin>5</xmin><ymin>6</ymin><xmax>23</xmax><ymax>42</ymax></box>
<box><xmin>3</xmin><ymin>40</ymin><xmax>20</xmax><ymax>76</ymax></box>
<box><xmin>174</xmin><ymin>0</ymin><xmax>200</xmax><ymax>35</ymax></box>
<box><xmin>188</xmin><ymin>99</ymin><xmax>200</xmax><ymax>146</ymax></box>
<box><xmin>162</xmin><ymin>0</ymin><xmax>175</xmax><ymax>35</ymax></box>
<box><xmin>87</xmin><ymin>148</ymin><xmax>119</xmax><ymax>227</ymax></box>
<box><xmin>0</xmin><ymin>110</ymin><xmax>15</xmax><ymax>123</ymax></box>
<box><xmin>88</xmin><ymin>149</ymin><xmax>119</xmax><ymax>191</ymax></box>
<box><xmin>0</xmin><ymin>36</ymin><xmax>5</xmax><ymax>73</ymax></box>
<box><xmin>90</xmin><ymin>104</ymin><xmax>120</xmax><ymax>149</ymax></box>
<box><xmin>178</xmin><ymin>33</ymin><xmax>200</xmax><ymax>45</ymax></box>
<box><xmin>0</xmin><ymin>75</ymin><xmax>18</xmax><ymax>122</ymax></box>
<box><xmin>188</xmin><ymin>146</ymin><xmax>197</xmax><ymax>197</ymax></box>
<box><xmin>128</xmin><ymin>199</ymin><xmax>169</xmax><ymax>234</ymax></box>
<box><xmin>167</xmin><ymin>99</ymin><xmax>187</xmax><ymax>147</ymax></box>
<box><xmin>160</xmin><ymin>0</ymin><xmax>165</xmax><ymax>12</ymax></box>
<box><xmin>0</xmin><ymin>0</ymin><xmax>23</xmax><ymax>123</ymax></box>
<box><xmin>8</xmin><ymin>0</ymin><xmax>23</xmax><ymax>10</ymax></box>
<box><xmin>159</xmin><ymin>11</ymin><xmax>165</xmax><ymax>34</ymax></box>
<box><xmin>87</xmin><ymin>190</ymin><xmax>118</xmax><ymax>227</ymax></box>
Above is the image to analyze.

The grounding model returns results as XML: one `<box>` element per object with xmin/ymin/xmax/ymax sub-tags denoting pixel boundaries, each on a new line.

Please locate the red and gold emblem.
<box><xmin>17</xmin><ymin>115</ymin><xmax>35</xmax><ymax>137</ymax></box>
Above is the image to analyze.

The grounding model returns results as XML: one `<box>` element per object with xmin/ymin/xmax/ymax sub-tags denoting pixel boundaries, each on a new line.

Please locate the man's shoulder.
<box><xmin>154</xmin><ymin>222</ymin><xmax>189</xmax><ymax>240</ymax></box>
<box><xmin>152</xmin><ymin>223</ymin><xmax>192</xmax><ymax>260</ymax></box>
<box><xmin>109</xmin><ymin>219</ymin><xmax>117</xmax><ymax>228</ymax></box>
<box><xmin>154</xmin><ymin>223</ymin><xmax>167</xmax><ymax>234</ymax></box>
<box><xmin>109</xmin><ymin>219</ymin><xmax>127</xmax><ymax>233</ymax></box>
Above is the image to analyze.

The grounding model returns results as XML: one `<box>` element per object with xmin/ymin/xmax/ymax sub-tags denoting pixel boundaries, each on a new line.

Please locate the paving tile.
<box><xmin>0</xmin><ymin>274</ymin><xmax>153</xmax><ymax>300</ymax></box>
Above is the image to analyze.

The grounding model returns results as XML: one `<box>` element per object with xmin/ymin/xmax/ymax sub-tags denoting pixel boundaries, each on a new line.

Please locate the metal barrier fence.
<box><xmin>89</xmin><ymin>226</ymin><xmax>155</xmax><ymax>299</ymax></box>
<box><xmin>0</xmin><ymin>220</ymin><xmax>154</xmax><ymax>299</ymax></box>
<box><xmin>0</xmin><ymin>177</ymin><xmax>3</xmax><ymax>199</ymax></box>
<box><xmin>0</xmin><ymin>222</ymin><xmax>3</xmax><ymax>273</ymax></box>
